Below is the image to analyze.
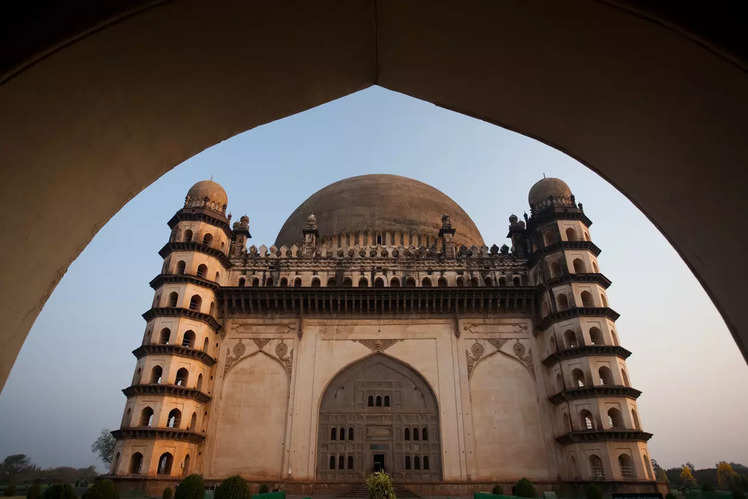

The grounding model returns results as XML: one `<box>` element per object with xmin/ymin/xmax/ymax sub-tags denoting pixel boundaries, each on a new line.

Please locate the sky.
<box><xmin>0</xmin><ymin>86</ymin><xmax>745</xmax><ymax>472</ymax></box>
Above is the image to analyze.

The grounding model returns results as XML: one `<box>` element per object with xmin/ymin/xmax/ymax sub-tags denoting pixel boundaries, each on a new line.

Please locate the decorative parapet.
<box><xmin>528</xmin><ymin>240</ymin><xmax>601</xmax><ymax>265</ymax></box>
<box><xmin>158</xmin><ymin>242</ymin><xmax>231</xmax><ymax>268</ymax></box>
<box><xmin>132</xmin><ymin>344</ymin><xmax>217</xmax><ymax>366</ymax></box>
<box><xmin>546</xmin><ymin>272</ymin><xmax>612</xmax><ymax>289</ymax></box>
<box><xmin>149</xmin><ymin>273</ymin><xmax>220</xmax><ymax>291</ymax></box>
<box><xmin>548</xmin><ymin>385</ymin><xmax>641</xmax><ymax>405</ymax></box>
<box><xmin>112</xmin><ymin>427</ymin><xmax>205</xmax><ymax>443</ymax></box>
<box><xmin>556</xmin><ymin>429</ymin><xmax>652</xmax><ymax>445</ymax></box>
<box><xmin>536</xmin><ymin>307</ymin><xmax>620</xmax><ymax>331</ymax></box>
<box><xmin>542</xmin><ymin>345</ymin><xmax>631</xmax><ymax>366</ymax></box>
<box><xmin>122</xmin><ymin>383</ymin><xmax>211</xmax><ymax>403</ymax></box>
<box><xmin>142</xmin><ymin>307</ymin><xmax>221</xmax><ymax>331</ymax></box>
<box><xmin>167</xmin><ymin>209</ymin><xmax>231</xmax><ymax>238</ymax></box>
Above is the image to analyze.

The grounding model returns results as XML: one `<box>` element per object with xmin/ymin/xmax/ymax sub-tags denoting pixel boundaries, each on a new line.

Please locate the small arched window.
<box><xmin>168</xmin><ymin>292</ymin><xmax>179</xmax><ymax>307</ymax></box>
<box><xmin>551</xmin><ymin>261</ymin><xmax>562</xmax><ymax>277</ymax></box>
<box><xmin>197</xmin><ymin>264</ymin><xmax>207</xmax><ymax>278</ymax></box>
<box><xmin>414</xmin><ymin>456</ymin><xmax>421</xmax><ymax>470</ymax></box>
<box><xmin>404</xmin><ymin>428</ymin><xmax>410</xmax><ymax>440</ymax></box>
<box><xmin>189</xmin><ymin>412</ymin><xmax>197</xmax><ymax>431</ymax></box>
<box><xmin>129</xmin><ymin>452</ymin><xmax>143</xmax><ymax>474</ymax></box>
<box><xmin>512</xmin><ymin>276</ymin><xmax>521</xmax><ymax>286</ymax></box>
<box><xmin>413</xmin><ymin>428</ymin><xmax>419</xmax><ymax>441</ymax></box>
<box><xmin>390</xmin><ymin>277</ymin><xmax>400</xmax><ymax>288</ymax></box>
<box><xmin>368</xmin><ymin>396</ymin><xmax>373</xmax><ymax>407</ymax></box>
<box><xmin>405</xmin><ymin>277</ymin><xmax>416</xmax><ymax>288</ymax></box>
<box><xmin>266</xmin><ymin>277</ymin><xmax>274</xmax><ymax>287</ymax></box>
<box><xmin>238</xmin><ymin>277</ymin><xmax>246</xmax><ymax>287</ymax></box>
<box><xmin>327</xmin><ymin>277</ymin><xmax>336</xmax><ymax>287</ymax></box>
<box><xmin>572</xmin><ymin>368</ymin><xmax>585</xmax><ymax>387</ymax></box>
<box><xmin>215</xmin><ymin>271</ymin><xmax>220</xmax><ymax>282</ymax></box>
<box><xmin>331</xmin><ymin>427</ymin><xmax>337</xmax><ymax>440</ymax></box>
<box><xmin>384</xmin><ymin>395</ymin><xmax>390</xmax><ymax>407</ymax></box>
<box><xmin>423</xmin><ymin>456</ymin><xmax>430</xmax><ymax>470</ymax></box>
<box><xmin>167</xmin><ymin>409</ymin><xmax>181</xmax><ymax>428</ymax></box>
<box><xmin>590</xmin><ymin>455</ymin><xmax>605</xmax><ymax>480</ymax></box>
<box><xmin>339</xmin><ymin>456</ymin><xmax>344</xmax><ymax>469</ymax></box>
<box><xmin>140</xmin><ymin>407</ymin><xmax>154</xmax><ymax>426</ymax></box>
<box><xmin>151</xmin><ymin>366</ymin><xmax>163</xmax><ymax>384</ymax></box>
<box><xmin>405</xmin><ymin>456</ymin><xmax>411</xmax><ymax>470</ymax></box>
<box><xmin>557</xmin><ymin>294</ymin><xmax>570</xmax><ymax>310</ymax></box>
<box><xmin>607</xmin><ymin>408</ymin><xmax>623</xmax><ymax>428</ymax></box>
<box><xmin>348</xmin><ymin>456</ymin><xmax>354</xmax><ymax>470</ymax></box>
<box><xmin>566</xmin><ymin>227</ymin><xmax>578</xmax><ymax>241</ymax></box>
<box><xmin>589</xmin><ymin>327</ymin><xmax>603</xmax><ymax>345</ymax></box>
<box><xmin>472</xmin><ymin>277</ymin><xmax>481</xmax><ymax>287</ymax></box>
<box><xmin>581</xmin><ymin>290</ymin><xmax>595</xmax><ymax>307</ymax></box>
<box><xmin>203</xmin><ymin>337</ymin><xmax>209</xmax><ymax>351</ymax></box>
<box><xmin>581</xmin><ymin>410</ymin><xmax>594</xmax><ymax>430</ymax></box>
<box><xmin>484</xmin><ymin>277</ymin><xmax>493</xmax><ymax>287</ymax></box>
<box><xmin>280</xmin><ymin>277</ymin><xmax>289</xmax><ymax>287</ymax></box>
<box><xmin>182</xmin><ymin>454</ymin><xmax>191</xmax><ymax>475</ymax></box>
<box><xmin>598</xmin><ymin>366</ymin><xmax>614</xmax><ymax>385</ymax></box>
<box><xmin>189</xmin><ymin>294</ymin><xmax>202</xmax><ymax>311</ymax></box>
<box><xmin>358</xmin><ymin>277</ymin><xmax>368</xmax><ymax>288</ymax></box>
<box><xmin>252</xmin><ymin>277</ymin><xmax>260</xmax><ymax>287</ymax></box>
<box><xmin>564</xmin><ymin>330</ymin><xmax>577</xmax><ymax>349</ymax></box>
<box><xmin>498</xmin><ymin>276</ymin><xmax>507</xmax><ymax>286</ymax></box>
<box><xmin>456</xmin><ymin>277</ymin><xmax>464</xmax><ymax>287</ymax></box>
<box><xmin>422</xmin><ymin>427</ymin><xmax>428</xmax><ymax>441</ymax></box>
<box><xmin>209</xmin><ymin>301</ymin><xmax>214</xmax><ymax>315</ymax></box>
<box><xmin>175</xmin><ymin>367</ymin><xmax>188</xmax><ymax>386</ymax></box>
<box><xmin>438</xmin><ymin>277</ymin><xmax>448</xmax><ymax>288</ymax></box>
<box><xmin>348</xmin><ymin>428</ymin><xmax>354</xmax><ymax>440</ymax></box>
<box><xmin>311</xmin><ymin>278</ymin><xmax>321</xmax><ymax>288</ymax></box>
<box><xmin>619</xmin><ymin>454</ymin><xmax>635</xmax><ymax>479</ymax></box>
<box><xmin>176</xmin><ymin>261</ymin><xmax>186</xmax><ymax>275</ymax></box>
<box><xmin>183</xmin><ymin>230</ymin><xmax>193</xmax><ymax>242</ymax></box>
<box><xmin>196</xmin><ymin>373</ymin><xmax>203</xmax><ymax>391</ymax></box>
<box><xmin>182</xmin><ymin>330</ymin><xmax>195</xmax><ymax>348</ymax></box>
<box><xmin>374</xmin><ymin>278</ymin><xmax>385</xmax><ymax>288</ymax></box>
<box><xmin>573</xmin><ymin>258</ymin><xmax>586</xmax><ymax>273</ymax></box>
<box><xmin>329</xmin><ymin>456</ymin><xmax>335</xmax><ymax>470</ymax></box>
<box><xmin>342</xmin><ymin>277</ymin><xmax>352</xmax><ymax>287</ymax></box>
<box><xmin>376</xmin><ymin>395</ymin><xmax>382</xmax><ymax>406</ymax></box>
<box><xmin>294</xmin><ymin>277</ymin><xmax>302</xmax><ymax>288</ymax></box>
<box><xmin>421</xmin><ymin>277</ymin><xmax>432</xmax><ymax>287</ymax></box>
<box><xmin>159</xmin><ymin>328</ymin><xmax>171</xmax><ymax>345</ymax></box>
<box><xmin>337</xmin><ymin>427</ymin><xmax>345</xmax><ymax>441</ymax></box>
<box><xmin>202</xmin><ymin>233</ymin><xmax>213</xmax><ymax>246</ymax></box>
<box><xmin>157</xmin><ymin>452</ymin><xmax>173</xmax><ymax>475</ymax></box>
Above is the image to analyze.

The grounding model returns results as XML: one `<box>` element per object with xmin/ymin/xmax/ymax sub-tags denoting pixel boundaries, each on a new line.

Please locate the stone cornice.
<box><xmin>555</xmin><ymin>429</ymin><xmax>652</xmax><ymax>445</ymax></box>
<box><xmin>112</xmin><ymin>427</ymin><xmax>205</xmax><ymax>443</ymax></box>
<box><xmin>132</xmin><ymin>344</ymin><xmax>217</xmax><ymax>366</ymax></box>
<box><xmin>149</xmin><ymin>273</ymin><xmax>220</xmax><ymax>292</ymax></box>
<box><xmin>142</xmin><ymin>307</ymin><xmax>221</xmax><ymax>331</ymax></box>
<box><xmin>167</xmin><ymin>209</ymin><xmax>231</xmax><ymax>237</ymax></box>
<box><xmin>537</xmin><ymin>307</ymin><xmax>619</xmax><ymax>331</ymax></box>
<box><xmin>219</xmin><ymin>287</ymin><xmax>536</xmax><ymax>316</ymax></box>
<box><xmin>529</xmin><ymin>241</ymin><xmax>601</xmax><ymax>266</ymax></box>
<box><xmin>527</xmin><ymin>208</ymin><xmax>592</xmax><ymax>231</ymax></box>
<box><xmin>158</xmin><ymin>242</ymin><xmax>231</xmax><ymax>268</ymax></box>
<box><xmin>542</xmin><ymin>345</ymin><xmax>631</xmax><ymax>366</ymax></box>
<box><xmin>122</xmin><ymin>383</ymin><xmax>211</xmax><ymax>403</ymax></box>
<box><xmin>548</xmin><ymin>385</ymin><xmax>641</xmax><ymax>405</ymax></box>
<box><xmin>546</xmin><ymin>272</ymin><xmax>611</xmax><ymax>289</ymax></box>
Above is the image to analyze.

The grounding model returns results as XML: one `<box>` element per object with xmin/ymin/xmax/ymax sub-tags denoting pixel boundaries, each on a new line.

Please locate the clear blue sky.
<box><xmin>0</xmin><ymin>86</ymin><xmax>745</xmax><ymax>472</ymax></box>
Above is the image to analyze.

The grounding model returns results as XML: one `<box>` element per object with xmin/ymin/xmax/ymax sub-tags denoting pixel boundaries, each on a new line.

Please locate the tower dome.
<box><xmin>184</xmin><ymin>180</ymin><xmax>228</xmax><ymax>213</ymax></box>
<box><xmin>275</xmin><ymin>174</ymin><xmax>484</xmax><ymax>248</ymax></box>
<box><xmin>528</xmin><ymin>177</ymin><xmax>572</xmax><ymax>207</ymax></box>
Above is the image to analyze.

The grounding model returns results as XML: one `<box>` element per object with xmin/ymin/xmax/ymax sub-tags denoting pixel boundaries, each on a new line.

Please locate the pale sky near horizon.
<box><xmin>0</xmin><ymin>86</ymin><xmax>745</xmax><ymax>472</ymax></box>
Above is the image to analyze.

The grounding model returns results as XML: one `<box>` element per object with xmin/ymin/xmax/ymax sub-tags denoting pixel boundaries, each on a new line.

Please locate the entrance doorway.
<box><xmin>373</xmin><ymin>454</ymin><xmax>385</xmax><ymax>473</ymax></box>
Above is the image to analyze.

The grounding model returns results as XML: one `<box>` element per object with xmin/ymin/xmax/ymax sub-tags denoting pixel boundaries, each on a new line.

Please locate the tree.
<box><xmin>717</xmin><ymin>462</ymin><xmax>739</xmax><ymax>490</ymax></box>
<box><xmin>42</xmin><ymin>484</ymin><xmax>76</xmax><ymax>499</ymax></box>
<box><xmin>174</xmin><ymin>475</ymin><xmax>204</xmax><ymax>499</ymax></box>
<box><xmin>214</xmin><ymin>476</ymin><xmax>250</xmax><ymax>499</ymax></box>
<box><xmin>365</xmin><ymin>472</ymin><xmax>396</xmax><ymax>499</ymax></box>
<box><xmin>513</xmin><ymin>478</ymin><xmax>537</xmax><ymax>498</ymax></box>
<box><xmin>1</xmin><ymin>455</ymin><xmax>32</xmax><ymax>482</ymax></box>
<box><xmin>91</xmin><ymin>431</ymin><xmax>116</xmax><ymax>465</ymax></box>
<box><xmin>681</xmin><ymin>465</ymin><xmax>697</xmax><ymax>489</ymax></box>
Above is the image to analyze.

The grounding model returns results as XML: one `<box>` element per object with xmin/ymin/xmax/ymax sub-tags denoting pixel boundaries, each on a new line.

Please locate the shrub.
<box><xmin>4</xmin><ymin>482</ymin><xmax>16</xmax><ymax>497</ymax></box>
<box><xmin>492</xmin><ymin>485</ymin><xmax>503</xmax><ymax>495</ymax></box>
<box><xmin>27</xmin><ymin>483</ymin><xmax>42</xmax><ymax>499</ymax></box>
<box><xmin>42</xmin><ymin>484</ymin><xmax>77</xmax><ymax>499</ymax></box>
<box><xmin>514</xmin><ymin>478</ymin><xmax>537</xmax><ymax>498</ymax></box>
<box><xmin>175</xmin><ymin>475</ymin><xmax>204</xmax><ymax>499</ymax></box>
<box><xmin>162</xmin><ymin>488</ymin><xmax>173</xmax><ymax>499</ymax></box>
<box><xmin>214</xmin><ymin>476</ymin><xmax>250</xmax><ymax>499</ymax></box>
<box><xmin>585</xmin><ymin>484</ymin><xmax>602</xmax><ymax>499</ymax></box>
<box><xmin>258</xmin><ymin>485</ymin><xmax>269</xmax><ymax>495</ymax></box>
<box><xmin>366</xmin><ymin>472</ymin><xmax>396</xmax><ymax>499</ymax></box>
<box><xmin>665</xmin><ymin>493</ymin><xmax>676</xmax><ymax>499</ymax></box>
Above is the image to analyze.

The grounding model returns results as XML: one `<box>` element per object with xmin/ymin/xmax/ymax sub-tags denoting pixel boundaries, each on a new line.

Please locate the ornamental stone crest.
<box><xmin>223</xmin><ymin>338</ymin><xmax>294</xmax><ymax>379</ymax></box>
<box><xmin>466</xmin><ymin>338</ymin><xmax>534</xmax><ymax>379</ymax></box>
<box><xmin>353</xmin><ymin>338</ymin><xmax>403</xmax><ymax>353</ymax></box>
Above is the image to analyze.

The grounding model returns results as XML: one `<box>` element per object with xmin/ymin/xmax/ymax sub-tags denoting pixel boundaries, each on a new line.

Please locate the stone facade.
<box><xmin>110</xmin><ymin>175</ymin><xmax>656</xmax><ymax>495</ymax></box>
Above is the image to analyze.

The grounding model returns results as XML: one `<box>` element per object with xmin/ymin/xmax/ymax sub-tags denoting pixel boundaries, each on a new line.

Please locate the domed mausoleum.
<box><xmin>110</xmin><ymin>175</ymin><xmax>657</xmax><ymax>497</ymax></box>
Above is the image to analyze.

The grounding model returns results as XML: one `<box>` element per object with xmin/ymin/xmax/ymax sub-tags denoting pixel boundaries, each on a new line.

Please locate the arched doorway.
<box><xmin>317</xmin><ymin>354</ymin><xmax>441</xmax><ymax>481</ymax></box>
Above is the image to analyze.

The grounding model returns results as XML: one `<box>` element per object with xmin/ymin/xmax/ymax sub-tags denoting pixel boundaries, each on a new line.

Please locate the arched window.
<box><xmin>331</xmin><ymin>427</ymin><xmax>337</xmax><ymax>440</ymax></box>
<box><xmin>564</xmin><ymin>330</ymin><xmax>577</xmax><ymax>349</ymax></box>
<box><xmin>384</xmin><ymin>395</ymin><xmax>390</xmax><ymax>407</ymax></box>
<box><xmin>197</xmin><ymin>264</ymin><xmax>207</xmax><ymax>278</ymax></box>
<box><xmin>551</xmin><ymin>261</ymin><xmax>562</xmax><ymax>277</ymax></box>
<box><xmin>423</xmin><ymin>456</ymin><xmax>430</xmax><ymax>470</ymax></box>
<box><xmin>168</xmin><ymin>292</ymin><xmax>178</xmax><ymax>307</ymax></box>
<box><xmin>512</xmin><ymin>276</ymin><xmax>520</xmax><ymax>286</ymax></box>
<box><xmin>129</xmin><ymin>452</ymin><xmax>143</xmax><ymax>474</ymax></box>
<box><xmin>176</xmin><ymin>261</ymin><xmax>186</xmax><ymax>275</ymax></box>
<box><xmin>573</xmin><ymin>258</ymin><xmax>586</xmax><ymax>273</ymax></box>
<box><xmin>189</xmin><ymin>412</ymin><xmax>197</xmax><ymax>431</ymax></box>
<box><xmin>565</xmin><ymin>227</ymin><xmax>577</xmax><ymax>241</ymax></box>
<box><xmin>589</xmin><ymin>327</ymin><xmax>603</xmax><ymax>345</ymax></box>
<box><xmin>329</xmin><ymin>456</ymin><xmax>335</xmax><ymax>470</ymax></box>
<box><xmin>183</xmin><ymin>230</ymin><xmax>193</xmax><ymax>242</ymax></box>
<box><xmin>484</xmin><ymin>277</ymin><xmax>493</xmax><ymax>287</ymax></box>
<box><xmin>175</xmin><ymin>368</ymin><xmax>188</xmax><ymax>386</ymax></box>
<box><xmin>140</xmin><ymin>407</ymin><xmax>154</xmax><ymax>427</ymax></box>
<box><xmin>472</xmin><ymin>277</ymin><xmax>481</xmax><ymax>287</ymax></box>
<box><xmin>342</xmin><ymin>277</ymin><xmax>352</xmax><ymax>287</ymax></box>
<box><xmin>157</xmin><ymin>453</ymin><xmax>173</xmax><ymax>475</ymax></box>
<box><xmin>159</xmin><ymin>328</ymin><xmax>171</xmax><ymax>344</ymax></box>
<box><xmin>367</xmin><ymin>396</ymin><xmax>373</xmax><ymax>407</ymax></box>
<box><xmin>619</xmin><ymin>454</ymin><xmax>635</xmax><ymax>479</ymax></box>
<box><xmin>404</xmin><ymin>428</ymin><xmax>410</xmax><ymax>440</ymax></box>
<box><xmin>294</xmin><ymin>277</ymin><xmax>302</xmax><ymax>288</ymax></box>
<box><xmin>238</xmin><ymin>277</ymin><xmax>245</xmax><ymax>287</ymax></box>
<box><xmin>374</xmin><ymin>278</ymin><xmax>385</xmax><ymax>288</ymax></box>
<box><xmin>413</xmin><ymin>428</ymin><xmax>419</xmax><ymax>441</ymax></box>
<box><xmin>182</xmin><ymin>454</ymin><xmax>191</xmax><ymax>475</ymax></box>
<box><xmin>581</xmin><ymin>410</ymin><xmax>594</xmax><ymax>430</ymax></box>
<box><xmin>252</xmin><ymin>277</ymin><xmax>260</xmax><ymax>287</ymax></box>
<box><xmin>621</xmin><ymin>369</ymin><xmax>630</xmax><ymax>386</ymax></box>
<box><xmin>498</xmin><ymin>277</ymin><xmax>507</xmax><ymax>286</ymax></box>
<box><xmin>339</xmin><ymin>456</ymin><xmax>344</xmax><ymax>469</ymax></box>
<box><xmin>580</xmin><ymin>290</ymin><xmax>595</xmax><ymax>307</ymax></box>
<box><xmin>215</xmin><ymin>271</ymin><xmax>220</xmax><ymax>281</ymax></box>
<box><xmin>422</xmin><ymin>427</ymin><xmax>428</xmax><ymax>441</ymax></box>
<box><xmin>376</xmin><ymin>234</ymin><xmax>382</xmax><ymax>245</ymax></box>
<box><xmin>631</xmin><ymin>409</ymin><xmax>640</xmax><ymax>429</ymax></box>
<box><xmin>405</xmin><ymin>456</ymin><xmax>411</xmax><ymax>470</ymax></box>
<box><xmin>151</xmin><ymin>366</ymin><xmax>163</xmax><ymax>384</ymax></box>
<box><xmin>572</xmin><ymin>368</ymin><xmax>585</xmax><ymax>387</ymax></box>
<box><xmin>182</xmin><ymin>330</ymin><xmax>195</xmax><ymax>348</ymax></box>
<box><xmin>456</xmin><ymin>276</ymin><xmax>464</xmax><ymax>287</ymax></box>
<box><xmin>598</xmin><ymin>366</ymin><xmax>614</xmax><ymax>385</ymax></box>
<box><xmin>209</xmin><ymin>301</ymin><xmax>214</xmax><ymax>315</ymax></box>
<box><xmin>348</xmin><ymin>428</ymin><xmax>354</xmax><ymax>440</ymax></box>
<box><xmin>311</xmin><ymin>277</ymin><xmax>321</xmax><ymax>288</ymax></box>
<box><xmin>203</xmin><ymin>337</ymin><xmax>209</xmax><ymax>351</ymax></box>
<box><xmin>167</xmin><ymin>409</ymin><xmax>181</xmax><ymax>428</ymax></box>
<box><xmin>376</xmin><ymin>395</ymin><xmax>382</xmax><ymax>406</ymax></box>
<box><xmin>327</xmin><ymin>277</ymin><xmax>336</xmax><ymax>287</ymax></box>
<box><xmin>558</xmin><ymin>294</ymin><xmax>570</xmax><ymax>310</ymax></box>
<box><xmin>358</xmin><ymin>277</ymin><xmax>368</xmax><ymax>288</ymax></box>
<box><xmin>421</xmin><ymin>277</ymin><xmax>432</xmax><ymax>287</ymax></box>
<box><xmin>202</xmin><ymin>233</ymin><xmax>212</xmax><ymax>246</ymax></box>
<box><xmin>276</xmin><ymin>277</ymin><xmax>287</xmax><ymax>287</ymax></box>
<box><xmin>390</xmin><ymin>277</ymin><xmax>400</xmax><ymax>288</ymax></box>
<box><xmin>405</xmin><ymin>277</ymin><xmax>416</xmax><ymax>287</ymax></box>
<box><xmin>189</xmin><ymin>294</ymin><xmax>202</xmax><ymax>311</ymax></box>
<box><xmin>348</xmin><ymin>456</ymin><xmax>354</xmax><ymax>470</ymax></box>
<box><xmin>438</xmin><ymin>277</ymin><xmax>448</xmax><ymax>288</ymax></box>
<box><xmin>607</xmin><ymin>408</ymin><xmax>623</xmax><ymax>428</ymax></box>
<box><xmin>196</xmin><ymin>373</ymin><xmax>203</xmax><ymax>391</ymax></box>
<box><xmin>339</xmin><ymin>427</ymin><xmax>346</xmax><ymax>440</ymax></box>
<box><xmin>266</xmin><ymin>277</ymin><xmax>274</xmax><ymax>287</ymax></box>
<box><xmin>414</xmin><ymin>456</ymin><xmax>421</xmax><ymax>470</ymax></box>
<box><xmin>590</xmin><ymin>455</ymin><xmax>605</xmax><ymax>480</ymax></box>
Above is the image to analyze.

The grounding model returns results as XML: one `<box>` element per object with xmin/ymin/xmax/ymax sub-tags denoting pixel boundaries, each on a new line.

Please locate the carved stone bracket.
<box><xmin>353</xmin><ymin>338</ymin><xmax>403</xmax><ymax>353</ymax></box>
<box><xmin>223</xmin><ymin>338</ymin><xmax>294</xmax><ymax>380</ymax></box>
<box><xmin>466</xmin><ymin>338</ymin><xmax>534</xmax><ymax>379</ymax></box>
<box><xmin>463</xmin><ymin>321</ymin><xmax>529</xmax><ymax>335</ymax></box>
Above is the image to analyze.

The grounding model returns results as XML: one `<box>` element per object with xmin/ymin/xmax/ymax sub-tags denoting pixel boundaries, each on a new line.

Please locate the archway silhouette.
<box><xmin>1</xmin><ymin>1</ymin><xmax>746</xmax><ymax>390</ymax></box>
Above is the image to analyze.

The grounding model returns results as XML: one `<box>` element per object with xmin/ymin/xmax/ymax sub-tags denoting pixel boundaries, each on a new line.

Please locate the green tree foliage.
<box><xmin>27</xmin><ymin>483</ymin><xmax>42</xmax><ymax>499</ymax></box>
<box><xmin>492</xmin><ymin>485</ymin><xmax>502</xmax><ymax>495</ymax></box>
<box><xmin>162</xmin><ymin>489</ymin><xmax>173</xmax><ymax>499</ymax></box>
<box><xmin>1</xmin><ymin>455</ymin><xmax>32</xmax><ymax>483</ymax></box>
<box><xmin>82</xmin><ymin>479</ymin><xmax>119</xmax><ymax>499</ymax></box>
<box><xmin>258</xmin><ymin>485</ymin><xmax>269</xmax><ymax>495</ymax></box>
<box><xmin>42</xmin><ymin>484</ymin><xmax>76</xmax><ymax>499</ymax></box>
<box><xmin>214</xmin><ymin>476</ymin><xmax>250</xmax><ymax>499</ymax></box>
<box><xmin>584</xmin><ymin>484</ymin><xmax>602</xmax><ymax>499</ymax></box>
<box><xmin>665</xmin><ymin>494</ymin><xmax>676</xmax><ymax>499</ymax></box>
<box><xmin>365</xmin><ymin>472</ymin><xmax>396</xmax><ymax>499</ymax></box>
<box><xmin>175</xmin><ymin>475</ymin><xmax>204</xmax><ymax>499</ymax></box>
<box><xmin>91</xmin><ymin>431</ymin><xmax>116</xmax><ymax>465</ymax></box>
<box><xmin>513</xmin><ymin>478</ymin><xmax>537</xmax><ymax>498</ymax></box>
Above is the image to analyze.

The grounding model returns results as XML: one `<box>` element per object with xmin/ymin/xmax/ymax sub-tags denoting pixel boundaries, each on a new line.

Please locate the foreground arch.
<box><xmin>1</xmin><ymin>1</ymin><xmax>746</xmax><ymax>389</ymax></box>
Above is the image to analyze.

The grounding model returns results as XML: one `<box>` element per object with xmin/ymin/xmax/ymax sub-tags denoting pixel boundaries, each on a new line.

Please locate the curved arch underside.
<box><xmin>1</xmin><ymin>0</ymin><xmax>746</xmax><ymax>389</ymax></box>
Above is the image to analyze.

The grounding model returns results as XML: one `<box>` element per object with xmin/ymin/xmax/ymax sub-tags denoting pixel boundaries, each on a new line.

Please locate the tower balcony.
<box><xmin>168</xmin><ymin>208</ymin><xmax>232</xmax><ymax>238</ymax></box>
<box><xmin>158</xmin><ymin>241</ymin><xmax>231</xmax><ymax>268</ymax></box>
<box><xmin>150</xmin><ymin>273</ymin><xmax>219</xmax><ymax>292</ymax></box>
<box><xmin>132</xmin><ymin>344</ymin><xmax>217</xmax><ymax>366</ymax></box>
<box><xmin>542</xmin><ymin>345</ymin><xmax>631</xmax><ymax>366</ymax></box>
<box><xmin>142</xmin><ymin>307</ymin><xmax>221</xmax><ymax>331</ymax></box>
<box><xmin>546</xmin><ymin>272</ymin><xmax>611</xmax><ymax>289</ymax></box>
<box><xmin>122</xmin><ymin>383</ymin><xmax>212</xmax><ymax>403</ymax></box>
<box><xmin>112</xmin><ymin>426</ymin><xmax>205</xmax><ymax>444</ymax></box>
<box><xmin>528</xmin><ymin>240</ymin><xmax>601</xmax><ymax>265</ymax></box>
<box><xmin>555</xmin><ymin>429</ymin><xmax>652</xmax><ymax>445</ymax></box>
<box><xmin>537</xmin><ymin>307</ymin><xmax>619</xmax><ymax>331</ymax></box>
<box><xmin>548</xmin><ymin>385</ymin><xmax>641</xmax><ymax>405</ymax></box>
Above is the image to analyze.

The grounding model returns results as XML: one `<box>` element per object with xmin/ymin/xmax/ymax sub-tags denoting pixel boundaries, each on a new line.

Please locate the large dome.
<box><xmin>275</xmin><ymin>174</ymin><xmax>484</xmax><ymax>248</ymax></box>
<box><xmin>185</xmin><ymin>180</ymin><xmax>228</xmax><ymax>213</ymax></box>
